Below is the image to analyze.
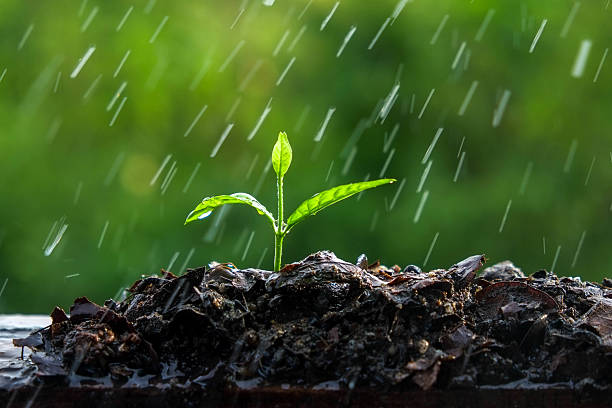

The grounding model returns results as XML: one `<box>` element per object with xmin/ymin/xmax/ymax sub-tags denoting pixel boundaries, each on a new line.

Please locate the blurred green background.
<box><xmin>1</xmin><ymin>0</ymin><xmax>610</xmax><ymax>313</ymax></box>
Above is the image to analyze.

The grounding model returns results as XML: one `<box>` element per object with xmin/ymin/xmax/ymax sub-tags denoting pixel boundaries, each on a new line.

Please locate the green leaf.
<box><xmin>272</xmin><ymin>131</ymin><xmax>292</xmax><ymax>178</ymax></box>
<box><xmin>285</xmin><ymin>178</ymin><xmax>396</xmax><ymax>231</ymax></box>
<box><xmin>185</xmin><ymin>193</ymin><xmax>275</xmax><ymax>227</ymax></box>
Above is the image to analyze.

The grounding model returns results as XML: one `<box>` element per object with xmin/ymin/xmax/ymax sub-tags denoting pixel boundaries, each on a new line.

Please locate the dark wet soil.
<box><xmin>7</xmin><ymin>251</ymin><xmax>612</xmax><ymax>404</ymax></box>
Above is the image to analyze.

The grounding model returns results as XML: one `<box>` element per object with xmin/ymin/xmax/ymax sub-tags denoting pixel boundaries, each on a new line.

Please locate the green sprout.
<box><xmin>185</xmin><ymin>131</ymin><xmax>395</xmax><ymax>272</ymax></box>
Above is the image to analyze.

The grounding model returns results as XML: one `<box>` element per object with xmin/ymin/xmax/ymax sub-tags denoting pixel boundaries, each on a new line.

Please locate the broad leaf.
<box><xmin>185</xmin><ymin>193</ymin><xmax>275</xmax><ymax>227</ymax></box>
<box><xmin>272</xmin><ymin>131</ymin><xmax>292</xmax><ymax>178</ymax></box>
<box><xmin>285</xmin><ymin>178</ymin><xmax>395</xmax><ymax>231</ymax></box>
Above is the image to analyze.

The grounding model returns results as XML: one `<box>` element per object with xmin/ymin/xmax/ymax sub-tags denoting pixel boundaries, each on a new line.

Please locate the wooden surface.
<box><xmin>0</xmin><ymin>315</ymin><xmax>49</xmax><ymax>364</ymax></box>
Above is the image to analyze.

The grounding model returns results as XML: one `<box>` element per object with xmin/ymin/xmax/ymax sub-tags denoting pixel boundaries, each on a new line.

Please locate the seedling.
<box><xmin>185</xmin><ymin>132</ymin><xmax>395</xmax><ymax>272</ymax></box>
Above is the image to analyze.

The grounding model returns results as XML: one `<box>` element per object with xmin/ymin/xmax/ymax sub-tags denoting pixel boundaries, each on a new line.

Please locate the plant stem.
<box><xmin>274</xmin><ymin>233</ymin><xmax>284</xmax><ymax>272</ymax></box>
<box><xmin>274</xmin><ymin>175</ymin><xmax>284</xmax><ymax>272</ymax></box>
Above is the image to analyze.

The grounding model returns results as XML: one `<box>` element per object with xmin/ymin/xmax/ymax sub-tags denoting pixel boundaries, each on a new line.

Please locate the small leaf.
<box><xmin>286</xmin><ymin>178</ymin><xmax>395</xmax><ymax>231</ymax></box>
<box><xmin>185</xmin><ymin>193</ymin><xmax>275</xmax><ymax>227</ymax></box>
<box><xmin>272</xmin><ymin>131</ymin><xmax>292</xmax><ymax>178</ymax></box>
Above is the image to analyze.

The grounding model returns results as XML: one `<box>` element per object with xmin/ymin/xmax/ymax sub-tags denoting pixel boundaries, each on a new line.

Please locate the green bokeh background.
<box><xmin>1</xmin><ymin>0</ymin><xmax>610</xmax><ymax>313</ymax></box>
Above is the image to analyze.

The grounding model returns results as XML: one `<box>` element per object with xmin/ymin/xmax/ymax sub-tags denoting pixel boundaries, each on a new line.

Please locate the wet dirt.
<box><xmin>6</xmin><ymin>251</ymin><xmax>612</xmax><ymax>402</ymax></box>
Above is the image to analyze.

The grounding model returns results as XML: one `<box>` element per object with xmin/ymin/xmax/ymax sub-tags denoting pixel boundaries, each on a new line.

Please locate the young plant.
<box><xmin>185</xmin><ymin>132</ymin><xmax>395</xmax><ymax>272</ymax></box>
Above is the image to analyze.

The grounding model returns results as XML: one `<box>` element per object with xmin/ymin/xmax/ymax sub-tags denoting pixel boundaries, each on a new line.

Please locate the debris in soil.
<box><xmin>11</xmin><ymin>251</ymin><xmax>612</xmax><ymax>392</ymax></box>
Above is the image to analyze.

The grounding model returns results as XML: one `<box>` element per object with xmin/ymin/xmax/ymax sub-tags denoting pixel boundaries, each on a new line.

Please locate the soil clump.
<box><xmin>10</xmin><ymin>251</ymin><xmax>612</xmax><ymax>394</ymax></box>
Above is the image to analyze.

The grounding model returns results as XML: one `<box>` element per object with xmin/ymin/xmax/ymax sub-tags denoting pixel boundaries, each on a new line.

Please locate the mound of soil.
<box><xmin>8</xmin><ymin>251</ymin><xmax>612</xmax><ymax>405</ymax></box>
